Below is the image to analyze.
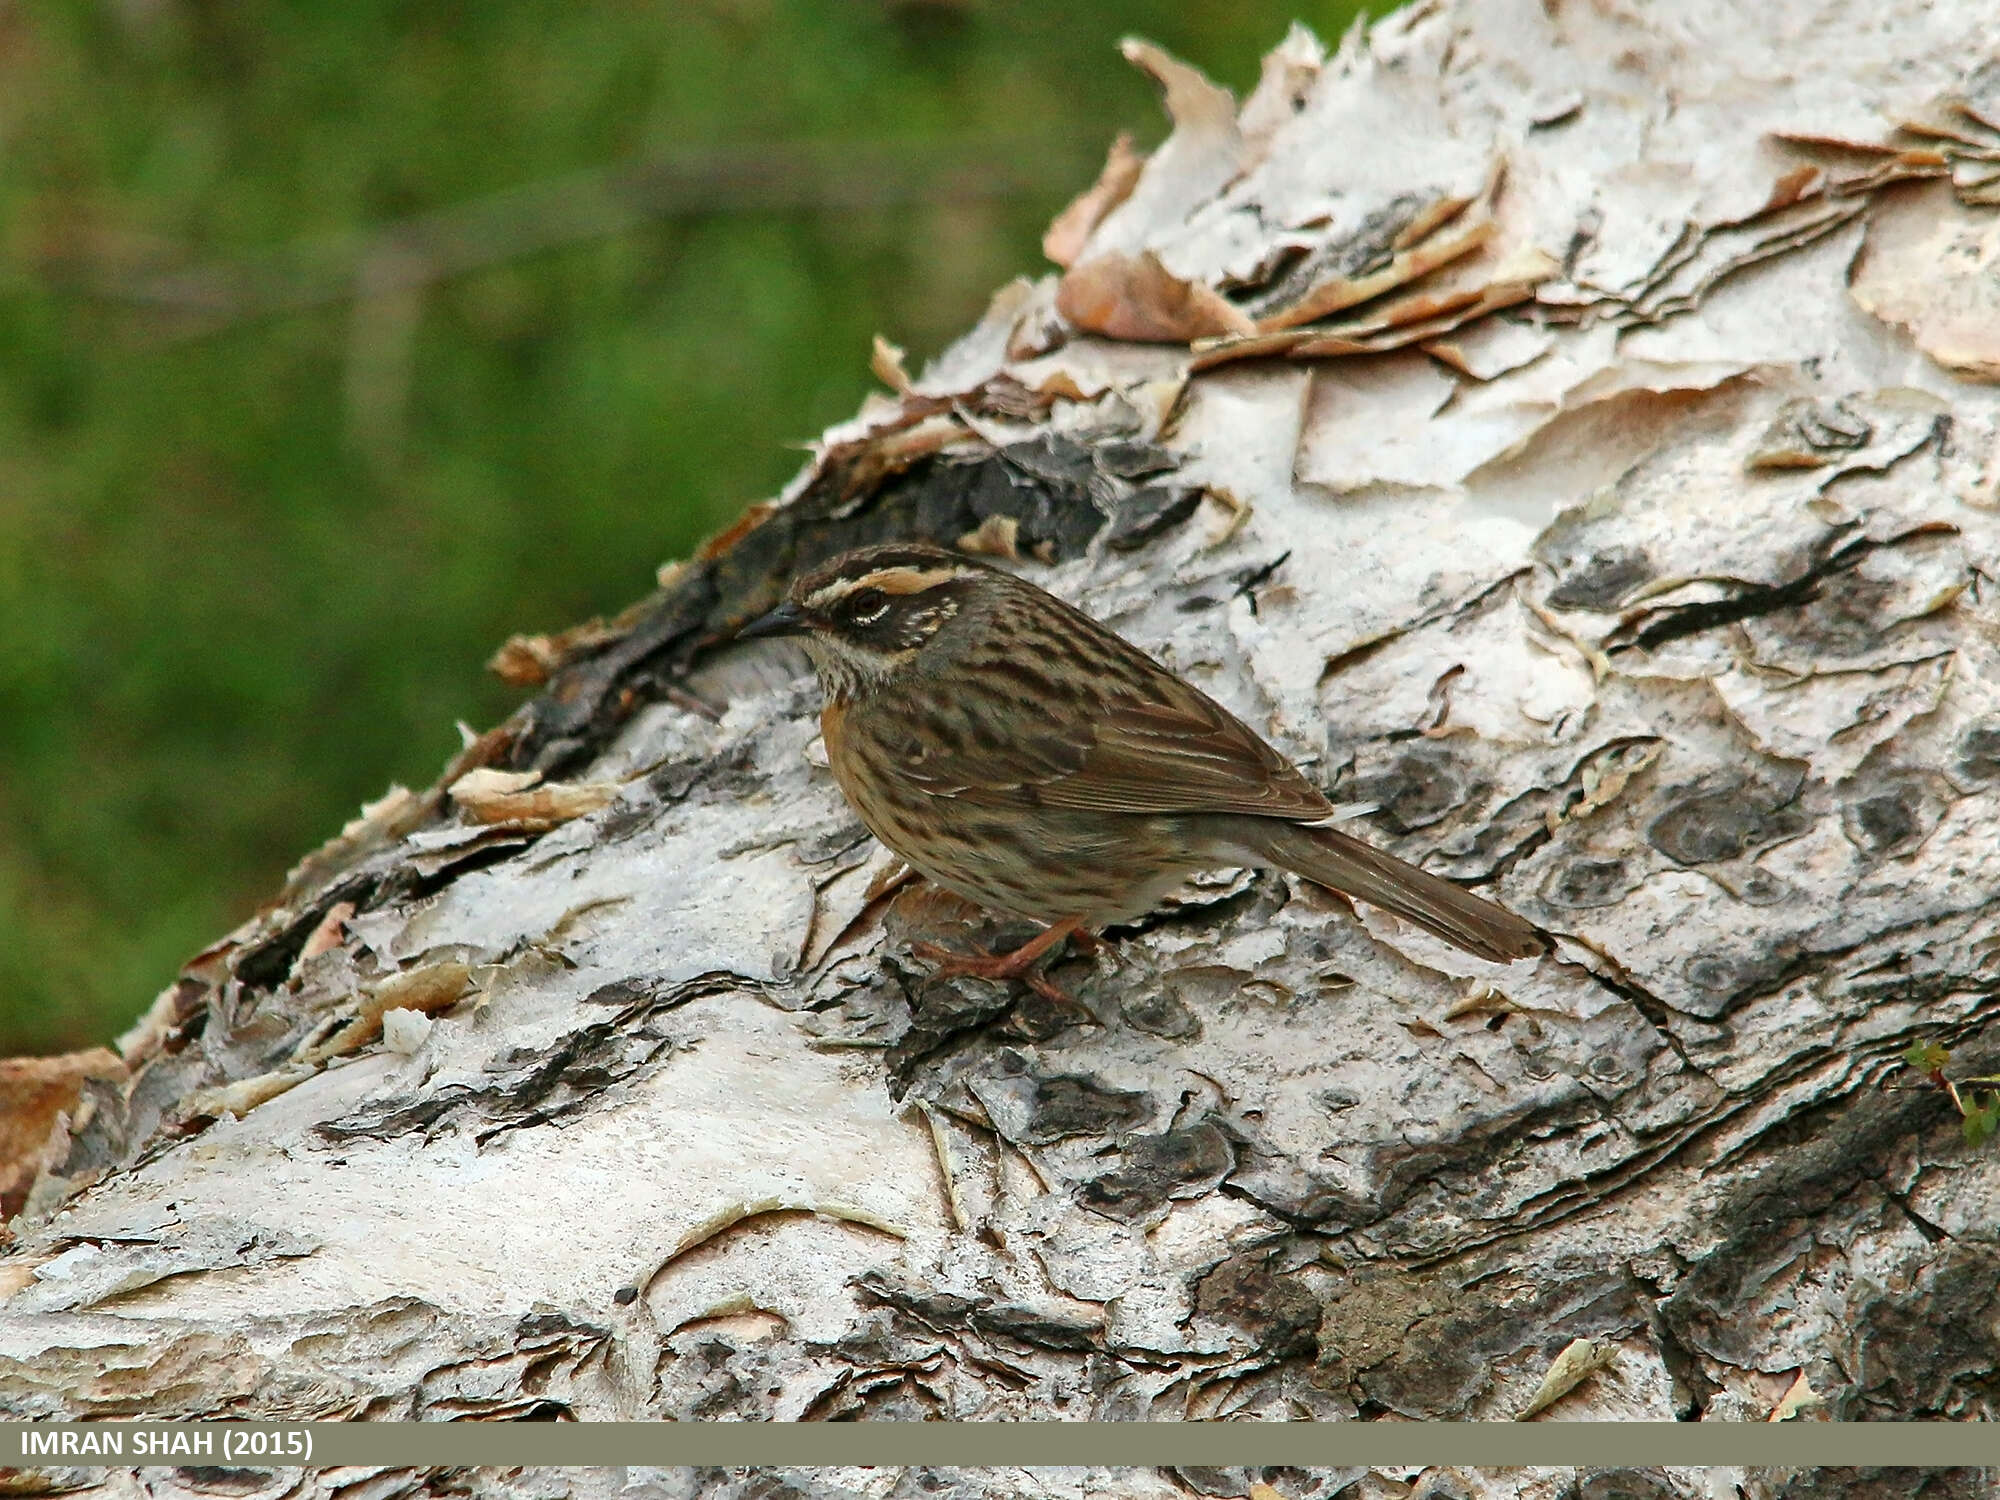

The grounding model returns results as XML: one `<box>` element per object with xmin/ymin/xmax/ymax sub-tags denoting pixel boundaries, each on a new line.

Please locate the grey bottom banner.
<box><xmin>4</xmin><ymin>1421</ymin><xmax>1998</xmax><ymax>1468</ymax></box>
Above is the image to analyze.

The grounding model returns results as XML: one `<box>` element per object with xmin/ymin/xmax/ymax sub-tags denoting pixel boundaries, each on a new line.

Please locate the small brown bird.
<box><xmin>740</xmin><ymin>542</ymin><xmax>1545</xmax><ymax>987</ymax></box>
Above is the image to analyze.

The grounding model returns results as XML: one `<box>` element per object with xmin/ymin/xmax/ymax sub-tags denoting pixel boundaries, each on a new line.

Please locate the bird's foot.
<box><xmin>911</xmin><ymin>917</ymin><xmax>1095</xmax><ymax>1003</ymax></box>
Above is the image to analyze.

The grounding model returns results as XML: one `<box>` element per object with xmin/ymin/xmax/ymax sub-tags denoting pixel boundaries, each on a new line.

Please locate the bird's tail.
<box><xmin>1249</xmin><ymin>820</ymin><xmax>1547</xmax><ymax>964</ymax></box>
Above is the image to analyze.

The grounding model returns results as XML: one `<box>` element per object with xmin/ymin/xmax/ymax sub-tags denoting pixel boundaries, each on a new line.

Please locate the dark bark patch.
<box><xmin>1663</xmin><ymin>1068</ymin><xmax>1959</xmax><ymax>1381</ymax></box>
<box><xmin>1350</xmin><ymin>747</ymin><xmax>1476</xmax><ymax>834</ymax></box>
<box><xmin>169</xmin><ymin>1472</ymin><xmax>279</xmax><ymax>1495</ymax></box>
<box><xmin>1679</xmin><ymin>944</ymin><xmax>1796</xmax><ymax>1018</ymax></box>
<box><xmin>1119</xmin><ymin>984</ymin><xmax>1202</xmax><ymax>1040</ymax></box>
<box><xmin>1609</xmin><ymin>529</ymin><xmax>1877</xmax><ymax>654</ymax></box>
<box><xmin>1193</xmin><ymin>1246</ymin><xmax>1322</xmax><ymax>1359</ymax></box>
<box><xmin>316</xmin><ymin>984</ymin><xmax>700</xmax><ymax>1143</ymax></box>
<box><xmin>1540</xmin><ymin>855</ymin><xmax>1638</xmax><ymax>910</ymax></box>
<box><xmin>1646</xmin><ymin>777</ymin><xmax>1810</xmax><ymax>865</ymax></box>
<box><xmin>1103</xmin><ymin>484</ymin><xmax>1202</xmax><ymax>551</ymax></box>
<box><xmin>853</xmin><ymin>1269</ymin><xmax>1102</xmax><ymax>1353</ymax></box>
<box><xmin>232</xmin><ymin>873</ymin><xmax>382</xmax><ymax>991</ymax></box>
<box><xmin>968</xmin><ymin>1301</ymin><xmax>1102</xmax><ymax>1351</ymax></box>
<box><xmin>1336</xmin><ymin>1260</ymin><xmax>1642</xmax><ymax>1418</ymax></box>
<box><xmin>1094</xmin><ymin>439</ymin><xmax>1179</xmax><ymax>480</ymax></box>
<box><xmin>1840</xmin><ymin>772</ymin><xmax>1952</xmax><ymax>861</ymax></box>
<box><xmin>1012</xmin><ymin>1072</ymin><xmax>1153</xmax><ymax>1145</ymax></box>
<box><xmin>1841</xmin><ymin>1243</ymin><xmax>2000</xmax><ymax>1418</ymax></box>
<box><xmin>1750</xmin><ymin>1471</ymin><xmax>1996</xmax><ymax>1500</ymax></box>
<box><xmin>883</xmin><ymin>968</ymin><xmax>1021</xmax><ymax>1099</ymax></box>
<box><xmin>1954</xmin><ymin>722</ymin><xmax>2000</xmax><ymax>783</ymax></box>
<box><xmin>1545</xmin><ymin>547</ymin><xmax>1654</xmax><ymax>611</ymax></box>
<box><xmin>1575</xmin><ymin>1474</ymin><xmax>1680</xmax><ymax>1500</ymax></box>
<box><xmin>1077</xmin><ymin>1121</ymin><xmax>1235</xmax><ymax>1221</ymax></box>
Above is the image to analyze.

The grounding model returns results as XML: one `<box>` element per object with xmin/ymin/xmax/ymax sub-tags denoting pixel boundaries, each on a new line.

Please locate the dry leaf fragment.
<box><xmin>1547</xmin><ymin>741</ymin><xmax>1662</xmax><ymax>834</ymax></box>
<box><xmin>1516</xmin><ymin>1335</ymin><xmax>1620</xmax><ymax>1418</ymax></box>
<box><xmin>1121</xmin><ymin>37</ymin><xmax>1239</xmax><ymax>152</ymax></box>
<box><xmin>297</xmin><ymin>901</ymin><xmax>357</xmax><ymax>965</ymax></box>
<box><xmin>1255</xmin><ymin>200</ymin><xmax>1497</xmax><ymax>332</ymax></box>
<box><xmin>1057</xmin><ymin>250</ymin><xmax>1256</xmax><ymax>342</ymax></box>
<box><xmin>448</xmin><ymin>766</ymin><xmax>619</xmax><ymax>828</ymax></box>
<box><xmin>449</xmin><ymin>766</ymin><xmax>538</xmax><ymax>799</ymax></box>
<box><xmin>1442</xmin><ymin>983</ymin><xmax>1517</xmax><ymax>1021</ymax></box>
<box><xmin>371</xmin><ymin>960</ymin><xmax>477</xmax><ymax>1018</ymax></box>
<box><xmin>870</xmin><ymin>334</ymin><xmax>913</xmax><ymax>394</ymax></box>
<box><xmin>487</xmin><ymin>616</ymin><xmax>625</xmax><ymax>687</ymax></box>
<box><xmin>182</xmin><ymin>1063</ymin><xmax>318</xmax><ymax>1122</ymax></box>
<box><xmin>1760</xmin><ymin>163</ymin><xmax>1827</xmax><ymax>213</ymax></box>
<box><xmin>0</xmin><ymin>1050</ymin><xmax>126</xmax><ymax>1221</ymax></box>
<box><xmin>1769</xmin><ymin>1367</ymin><xmax>1826</xmax><ymax>1421</ymax></box>
<box><xmin>297</xmin><ymin>960</ymin><xmax>475</xmax><ymax>1065</ymax></box>
<box><xmin>915</xmin><ymin>1101</ymin><xmax>970</xmax><ymax>1232</ymax></box>
<box><xmin>1192</xmin><ymin>244</ymin><xmax>1556</xmax><ymax>372</ymax></box>
<box><xmin>1043</xmin><ymin>132</ymin><xmax>1147</xmax><ymax>268</ymax></box>
<box><xmin>1196</xmin><ymin>486</ymin><xmax>1251</xmax><ymax>546</ymax></box>
<box><xmin>863</xmin><ymin>858</ymin><xmax>917</xmax><ymax>905</ymax></box>
<box><xmin>956</xmin><ymin>514</ymin><xmax>1022</xmax><ymax>559</ymax></box>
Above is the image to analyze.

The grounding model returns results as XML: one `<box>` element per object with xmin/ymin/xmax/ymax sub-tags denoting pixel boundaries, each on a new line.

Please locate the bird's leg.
<box><xmin>912</xmin><ymin>917</ymin><xmax>1095</xmax><ymax>1002</ymax></box>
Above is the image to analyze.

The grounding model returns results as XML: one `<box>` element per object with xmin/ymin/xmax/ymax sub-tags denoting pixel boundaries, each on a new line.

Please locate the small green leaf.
<box><xmin>1962</xmin><ymin>1093</ymin><xmax>2000</xmax><ymax>1149</ymax></box>
<box><xmin>1905</xmin><ymin>1040</ymin><xmax>1951</xmax><ymax>1073</ymax></box>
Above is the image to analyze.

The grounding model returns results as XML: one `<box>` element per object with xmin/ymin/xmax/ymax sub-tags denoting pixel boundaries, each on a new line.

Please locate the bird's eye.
<box><xmin>843</xmin><ymin>587</ymin><xmax>889</xmax><ymax>626</ymax></box>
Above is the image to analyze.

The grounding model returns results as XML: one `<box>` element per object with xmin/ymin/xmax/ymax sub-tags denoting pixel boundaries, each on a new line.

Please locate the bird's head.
<box><xmin>737</xmin><ymin>542</ymin><xmax>993</xmax><ymax>698</ymax></box>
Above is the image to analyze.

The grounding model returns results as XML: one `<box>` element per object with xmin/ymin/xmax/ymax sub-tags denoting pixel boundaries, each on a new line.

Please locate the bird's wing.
<box><xmin>892</xmin><ymin>596</ymin><xmax>1335</xmax><ymax>822</ymax></box>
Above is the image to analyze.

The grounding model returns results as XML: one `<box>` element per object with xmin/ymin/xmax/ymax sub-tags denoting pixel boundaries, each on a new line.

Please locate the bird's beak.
<box><xmin>737</xmin><ymin>600</ymin><xmax>811</xmax><ymax>641</ymax></box>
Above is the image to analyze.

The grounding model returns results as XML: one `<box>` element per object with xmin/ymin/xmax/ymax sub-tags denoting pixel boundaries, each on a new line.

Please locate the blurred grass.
<box><xmin>0</xmin><ymin>0</ymin><xmax>1371</xmax><ymax>1057</ymax></box>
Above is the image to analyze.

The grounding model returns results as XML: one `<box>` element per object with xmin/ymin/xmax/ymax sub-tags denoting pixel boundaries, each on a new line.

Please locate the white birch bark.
<box><xmin>7</xmin><ymin>1</ymin><xmax>2000</xmax><ymax>1494</ymax></box>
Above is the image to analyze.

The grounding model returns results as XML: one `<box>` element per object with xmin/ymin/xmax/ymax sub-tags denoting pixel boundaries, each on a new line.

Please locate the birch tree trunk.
<box><xmin>7</xmin><ymin>0</ymin><xmax>2000</xmax><ymax>1493</ymax></box>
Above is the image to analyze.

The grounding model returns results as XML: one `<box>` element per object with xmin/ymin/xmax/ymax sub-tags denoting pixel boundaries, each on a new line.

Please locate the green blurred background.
<box><xmin>0</xmin><ymin>0</ymin><xmax>1372</xmax><ymax>1058</ymax></box>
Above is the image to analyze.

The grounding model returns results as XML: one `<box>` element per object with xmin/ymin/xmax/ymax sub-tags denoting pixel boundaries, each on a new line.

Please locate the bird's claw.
<box><xmin>909</xmin><ymin>919</ymin><xmax>1093</xmax><ymax>1003</ymax></box>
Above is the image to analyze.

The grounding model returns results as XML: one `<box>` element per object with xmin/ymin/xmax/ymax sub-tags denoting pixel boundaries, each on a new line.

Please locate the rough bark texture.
<box><xmin>7</xmin><ymin>0</ymin><xmax>2000</xmax><ymax>1483</ymax></box>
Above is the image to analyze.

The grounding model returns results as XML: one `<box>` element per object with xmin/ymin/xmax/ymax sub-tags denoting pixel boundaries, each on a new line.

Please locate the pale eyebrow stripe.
<box><xmin>805</xmin><ymin>565</ymin><xmax>970</xmax><ymax>608</ymax></box>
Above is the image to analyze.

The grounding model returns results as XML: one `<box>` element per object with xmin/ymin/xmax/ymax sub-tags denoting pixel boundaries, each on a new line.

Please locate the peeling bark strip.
<box><xmin>7</xmin><ymin>0</ymin><xmax>2000</xmax><ymax>1459</ymax></box>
